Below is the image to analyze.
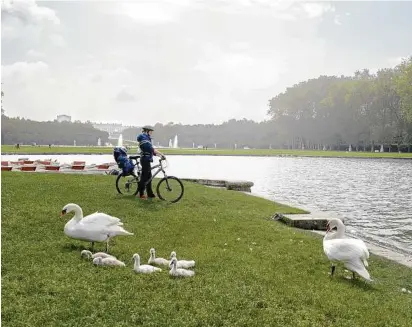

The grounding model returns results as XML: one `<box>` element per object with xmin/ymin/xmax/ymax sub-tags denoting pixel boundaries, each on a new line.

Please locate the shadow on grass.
<box><xmin>113</xmin><ymin>194</ymin><xmax>178</xmax><ymax>211</ymax></box>
<box><xmin>61</xmin><ymin>243</ymin><xmax>90</xmax><ymax>253</ymax></box>
<box><xmin>336</xmin><ymin>275</ymin><xmax>377</xmax><ymax>291</ymax></box>
<box><xmin>61</xmin><ymin>242</ymin><xmax>116</xmax><ymax>254</ymax></box>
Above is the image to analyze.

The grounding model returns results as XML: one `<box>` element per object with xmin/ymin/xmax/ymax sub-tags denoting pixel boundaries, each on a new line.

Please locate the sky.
<box><xmin>1</xmin><ymin>0</ymin><xmax>412</xmax><ymax>126</ymax></box>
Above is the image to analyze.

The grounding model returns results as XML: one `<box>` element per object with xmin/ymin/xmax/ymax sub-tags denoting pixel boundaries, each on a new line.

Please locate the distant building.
<box><xmin>92</xmin><ymin>122</ymin><xmax>132</xmax><ymax>138</ymax></box>
<box><xmin>57</xmin><ymin>114</ymin><xmax>71</xmax><ymax>122</ymax></box>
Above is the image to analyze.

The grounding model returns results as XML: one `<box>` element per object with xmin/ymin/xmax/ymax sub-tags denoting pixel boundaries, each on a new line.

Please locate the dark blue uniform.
<box><xmin>137</xmin><ymin>133</ymin><xmax>154</xmax><ymax>162</ymax></box>
<box><xmin>137</xmin><ymin>132</ymin><xmax>155</xmax><ymax>197</ymax></box>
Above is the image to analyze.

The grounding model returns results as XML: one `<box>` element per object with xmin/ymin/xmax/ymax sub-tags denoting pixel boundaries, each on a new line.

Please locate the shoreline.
<box><xmin>2</xmin><ymin>157</ymin><xmax>411</xmax><ymax>265</ymax></box>
<box><xmin>2</xmin><ymin>151</ymin><xmax>412</xmax><ymax>160</ymax></box>
<box><xmin>244</xmin><ymin>191</ymin><xmax>412</xmax><ymax>269</ymax></box>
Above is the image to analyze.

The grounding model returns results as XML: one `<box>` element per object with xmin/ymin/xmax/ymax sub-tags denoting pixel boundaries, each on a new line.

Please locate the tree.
<box><xmin>395</xmin><ymin>57</ymin><xmax>412</xmax><ymax>122</ymax></box>
<box><xmin>1</xmin><ymin>90</ymin><xmax>4</xmax><ymax>116</ymax></box>
<box><xmin>267</xmin><ymin>66</ymin><xmax>412</xmax><ymax>152</ymax></box>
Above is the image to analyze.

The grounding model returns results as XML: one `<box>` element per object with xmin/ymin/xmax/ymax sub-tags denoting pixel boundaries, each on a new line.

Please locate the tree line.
<box><xmin>267</xmin><ymin>57</ymin><xmax>412</xmax><ymax>152</ymax></box>
<box><xmin>1</xmin><ymin>58</ymin><xmax>411</xmax><ymax>151</ymax></box>
<box><xmin>1</xmin><ymin>116</ymin><xmax>109</xmax><ymax>146</ymax></box>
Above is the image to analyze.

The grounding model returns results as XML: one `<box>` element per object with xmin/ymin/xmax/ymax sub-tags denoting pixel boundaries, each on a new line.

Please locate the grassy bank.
<box><xmin>1</xmin><ymin>172</ymin><xmax>412</xmax><ymax>327</ymax></box>
<box><xmin>2</xmin><ymin>145</ymin><xmax>412</xmax><ymax>158</ymax></box>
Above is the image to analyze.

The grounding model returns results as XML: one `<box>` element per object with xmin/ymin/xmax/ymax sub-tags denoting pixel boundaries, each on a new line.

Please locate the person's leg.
<box><xmin>138</xmin><ymin>160</ymin><xmax>150</xmax><ymax>197</ymax></box>
<box><xmin>146</xmin><ymin>162</ymin><xmax>156</xmax><ymax>198</ymax></box>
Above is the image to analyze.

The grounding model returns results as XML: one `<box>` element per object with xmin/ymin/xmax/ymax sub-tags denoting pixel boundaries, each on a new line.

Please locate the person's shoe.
<box><xmin>138</xmin><ymin>195</ymin><xmax>147</xmax><ymax>200</ymax></box>
<box><xmin>147</xmin><ymin>194</ymin><xmax>156</xmax><ymax>199</ymax></box>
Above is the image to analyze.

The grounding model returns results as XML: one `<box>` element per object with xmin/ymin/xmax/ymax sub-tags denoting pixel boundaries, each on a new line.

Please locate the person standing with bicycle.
<box><xmin>137</xmin><ymin>125</ymin><xmax>166</xmax><ymax>199</ymax></box>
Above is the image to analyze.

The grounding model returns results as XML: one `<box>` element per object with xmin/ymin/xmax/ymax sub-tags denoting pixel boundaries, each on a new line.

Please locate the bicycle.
<box><xmin>115</xmin><ymin>156</ymin><xmax>184</xmax><ymax>203</ymax></box>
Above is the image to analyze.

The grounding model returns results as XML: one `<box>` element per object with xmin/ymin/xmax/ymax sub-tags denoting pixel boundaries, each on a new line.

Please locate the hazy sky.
<box><xmin>1</xmin><ymin>0</ymin><xmax>411</xmax><ymax>126</ymax></box>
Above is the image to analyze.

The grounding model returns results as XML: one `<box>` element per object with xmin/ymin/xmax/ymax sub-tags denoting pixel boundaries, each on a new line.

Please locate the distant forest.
<box><xmin>1</xmin><ymin>118</ymin><xmax>109</xmax><ymax>146</ymax></box>
<box><xmin>2</xmin><ymin>57</ymin><xmax>412</xmax><ymax>151</ymax></box>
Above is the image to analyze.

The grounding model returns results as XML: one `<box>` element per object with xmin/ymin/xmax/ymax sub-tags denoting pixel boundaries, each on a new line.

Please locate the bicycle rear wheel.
<box><xmin>116</xmin><ymin>172</ymin><xmax>140</xmax><ymax>195</ymax></box>
<box><xmin>156</xmin><ymin>176</ymin><xmax>184</xmax><ymax>203</ymax></box>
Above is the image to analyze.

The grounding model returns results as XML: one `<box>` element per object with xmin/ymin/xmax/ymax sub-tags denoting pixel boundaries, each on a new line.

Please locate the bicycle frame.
<box><xmin>129</xmin><ymin>157</ymin><xmax>167</xmax><ymax>186</ymax></box>
<box><xmin>146</xmin><ymin>160</ymin><xmax>167</xmax><ymax>185</ymax></box>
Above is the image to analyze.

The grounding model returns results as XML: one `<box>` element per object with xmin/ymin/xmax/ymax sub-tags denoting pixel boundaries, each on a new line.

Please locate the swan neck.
<box><xmin>134</xmin><ymin>257</ymin><xmax>140</xmax><ymax>269</ymax></box>
<box><xmin>336</xmin><ymin>221</ymin><xmax>346</xmax><ymax>238</ymax></box>
<box><xmin>72</xmin><ymin>205</ymin><xmax>83</xmax><ymax>220</ymax></box>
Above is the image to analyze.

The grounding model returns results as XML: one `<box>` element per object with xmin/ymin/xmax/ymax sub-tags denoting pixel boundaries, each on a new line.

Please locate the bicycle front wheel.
<box><xmin>116</xmin><ymin>172</ymin><xmax>140</xmax><ymax>195</ymax></box>
<box><xmin>156</xmin><ymin>176</ymin><xmax>184</xmax><ymax>203</ymax></box>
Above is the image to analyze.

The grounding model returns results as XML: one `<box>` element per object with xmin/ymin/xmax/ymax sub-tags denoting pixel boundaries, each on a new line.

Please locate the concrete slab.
<box><xmin>277</xmin><ymin>212</ymin><xmax>345</xmax><ymax>231</ymax></box>
<box><xmin>181</xmin><ymin>178</ymin><xmax>254</xmax><ymax>192</ymax></box>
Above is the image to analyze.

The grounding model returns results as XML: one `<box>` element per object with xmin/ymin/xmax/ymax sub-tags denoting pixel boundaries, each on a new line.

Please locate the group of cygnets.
<box><xmin>61</xmin><ymin>203</ymin><xmax>195</xmax><ymax>277</ymax></box>
<box><xmin>81</xmin><ymin>248</ymin><xmax>196</xmax><ymax>277</ymax></box>
<box><xmin>61</xmin><ymin>203</ymin><xmax>374</xmax><ymax>282</ymax></box>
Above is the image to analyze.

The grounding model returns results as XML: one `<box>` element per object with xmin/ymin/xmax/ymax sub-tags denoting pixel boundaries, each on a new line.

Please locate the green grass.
<box><xmin>2</xmin><ymin>144</ymin><xmax>412</xmax><ymax>158</ymax></box>
<box><xmin>1</xmin><ymin>172</ymin><xmax>412</xmax><ymax>327</ymax></box>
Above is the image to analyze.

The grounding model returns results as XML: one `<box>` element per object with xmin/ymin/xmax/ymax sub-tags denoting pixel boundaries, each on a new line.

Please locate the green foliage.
<box><xmin>395</xmin><ymin>57</ymin><xmax>412</xmax><ymax>122</ymax></box>
<box><xmin>2</xmin><ymin>173</ymin><xmax>412</xmax><ymax>327</ymax></box>
<box><xmin>268</xmin><ymin>61</ymin><xmax>412</xmax><ymax>150</ymax></box>
<box><xmin>1</xmin><ymin>117</ymin><xmax>109</xmax><ymax>146</ymax></box>
<box><xmin>122</xmin><ymin>118</ymin><xmax>275</xmax><ymax>149</ymax></box>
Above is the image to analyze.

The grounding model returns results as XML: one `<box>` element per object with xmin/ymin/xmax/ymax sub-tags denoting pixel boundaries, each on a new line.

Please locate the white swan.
<box><xmin>133</xmin><ymin>253</ymin><xmax>162</xmax><ymax>274</ymax></box>
<box><xmin>169</xmin><ymin>257</ymin><xmax>195</xmax><ymax>277</ymax></box>
<box><xmin>170</xmin><ymin>251</ymin><xmax>195</xmax><ymax>269</ymax></box>
<box><xmin>61</xmin><ymin>203</ymin><xmax>133</xmax><ymax>252</ymax></box>
<box><xmin>148</xmin><ymin>248</ymin><xmax>169</xmax><ymax>266</ymax></box>
<box><xmin>81</xmin><ymin>250</ymin><xmax>116</xmax><ymax>260</ymax></box>
<box><xmin>323</xmin><ymin>218</ymin><xmax>372</xmax><ymax>281</ymax></box>
<box><xmin>93</xmin><ymin>256</ymin><xmax>126</xmax><ymax>267</ymax></box>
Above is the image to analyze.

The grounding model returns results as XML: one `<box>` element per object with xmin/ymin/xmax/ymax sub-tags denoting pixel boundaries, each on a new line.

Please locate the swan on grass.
<box><xmin>81</xmin><ymin>250</ymin><xmax>116</xmax><ymax>260</ymax></box>
<box><xmin>169</xmin><ymin>257</ymin><xmax>195</xmax><ymax>277</ymax></box>
<box><xmin>323</xmin><ymin>218</ymin><xmax>372</xmax><ymax>281</ymax></box>
<box><xmin>93</xmin><ymin>256</ymin><xmax>126</xmax><ymax>267</ymax></box>
<box><xmin>148</xmin><ymin>248</ymin><xmax>169</xmax><ymax>266</ymax></box>
<box><xmin>170</xmin><ymin>251</ymin><xmax>195</xmax><ymax>269</ymax></box>
<box><xmin>61</xmin><ymin>203</ymin><xmax>133</xmax><ymax>252</ymax></box>
<box><xmin>133</xmin><ymin>253</ymin><xmax>162</xmax><ymax>274</ymax></box>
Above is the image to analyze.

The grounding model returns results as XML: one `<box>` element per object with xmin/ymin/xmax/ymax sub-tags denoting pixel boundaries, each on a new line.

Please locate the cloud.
<box><xmin>1</xmin><ymin>61</ymin><xmax>58</xmax><ymax>119</ymax></box>
<box><xmin>104</xmin><ymin>1</ymin><xmax>199</xmax><ymax>25</ymax></box>
<box><xmin>1</xmin><ymin>0</ymin><xmax>60</xmax><ymax>39</ymax></box>
<box><xmin>2</xmin><ymin>1</ymin><xmax>410</xmax><ymax>125</ymax></box>
<box><xmin>1</xmin><ymin>0</ymin><xmax>64</xmax><ymax>58</ymax></box>
<box><xmin>1</xmin><ymin>0</ymin><xmax>60</xmax><ymax>25</ymax></box>
<box><xmin>115</xmin><ymin>89</ymin><xmax>136</xmax><ymax>102</ymax></box>
<box><xmin>2</xmin><ymin>61</ymin><xmax>49</xmax><ymax>81</ymax></box>
<box><xmin>1</xmin><ymin>58</ymin><xmax>140</xmax><ymax>122</ymax></box>
<box><xmin>27</xmin><ymin>49</ymin><xmax>45</xmax><ymax>58</ymax></box>
<box><xmin>388</xmin><ymin>56</ymin><xmax>404</xmax><ymax>68</ymax></box>
<box><xmin>301</xmin><ymin>3</ymin><xmax>335</xmax><ymax>19</ymax></box>
<box><xmin>194</xmin><ymin>49</ymin><xmax>285</xmax><ymax>90</ymax></box>
<box><xmin>105</xmin><ymin>0</ymin><xmax>335</xmax><ymax>25</ymax></box>
<box><xmin>334</xmin><ymin>15</ymin><xmax>342</xmax><ymax>25</ymax></box>
<box><xmin>49</xmin><ymin>34</ymin><xmax>66</xmax><ymax>47</ymax></box>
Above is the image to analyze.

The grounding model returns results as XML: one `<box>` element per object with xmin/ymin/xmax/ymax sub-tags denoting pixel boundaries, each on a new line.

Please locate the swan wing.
<box><xmin>80</xmin><ymin>212</ymin><xmax>122</xmax><ymax>227</ymax></box>
<box><xmin>324</xmin><ymin>239</ymin><xmax>368</xmax><ymax>262</ymax></box>
<box><xmin>344</xmin><ymin>259</ymin><xmax>372</xmax><ymax>281</ymax></box>
<box><xmin>351</xmin><ymin>239</ymin><xmax>370</xmax><ymax>259</ymax></box>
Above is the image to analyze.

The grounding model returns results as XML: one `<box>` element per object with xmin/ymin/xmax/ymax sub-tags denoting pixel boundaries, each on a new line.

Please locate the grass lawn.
<box><xmin>1</xmin><ymin>172</ymin><xmax>412</xmax><ymax>327</ymax></box>
<box><xmin>2</xmin><ymin>144</ymin><xmax>412</xmax><ymax>158</ymax></box>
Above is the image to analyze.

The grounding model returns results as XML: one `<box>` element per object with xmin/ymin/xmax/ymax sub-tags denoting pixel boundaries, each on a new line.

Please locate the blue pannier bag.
<box><xmin>122</xmin><ymin>159</ymin><xmax>134</xmax><ymax>176</ymax></box>
<box><xmin>113</xmin><ymin>146</ymin><xmax>134</xmax><ymax>176</ymax></box>
<box><xmin>113</xmin><ymin>146</ymin><xmax>128</xmax><ymax>168</ymax></box>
